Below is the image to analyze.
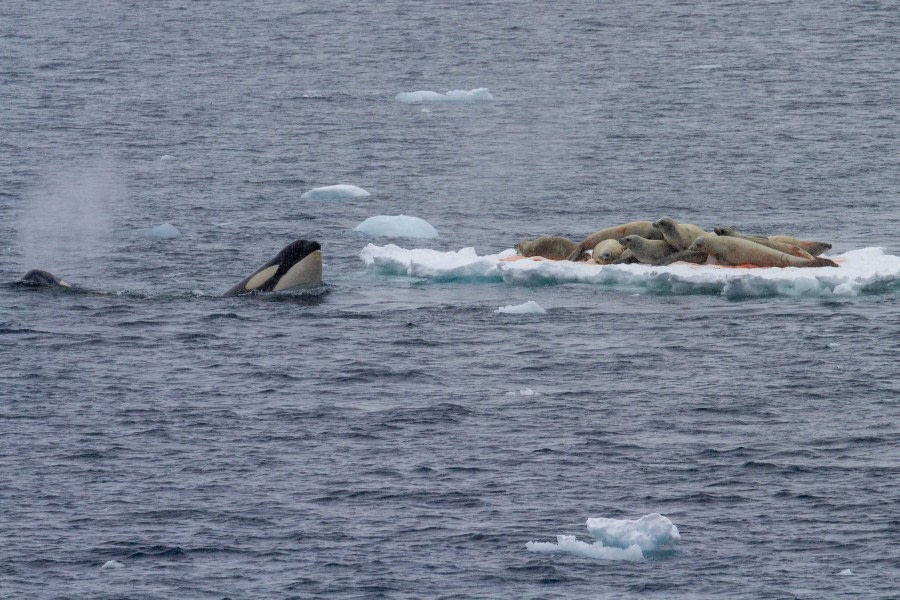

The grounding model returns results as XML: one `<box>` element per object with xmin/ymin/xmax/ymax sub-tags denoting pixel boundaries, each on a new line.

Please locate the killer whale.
<box><xmin>12</xmin><ymin>240</ymin><xmax>323</xmax><ymax>298</ymax></box>
<box><xmin>223</xmin><ymin>239</ymin><xmax>323</xmax><ymax>297</ymax></box>
<box><xmin>16</xmin><ymin>269</ymin><xmax>73</xmax><ymax>288</ymax></box>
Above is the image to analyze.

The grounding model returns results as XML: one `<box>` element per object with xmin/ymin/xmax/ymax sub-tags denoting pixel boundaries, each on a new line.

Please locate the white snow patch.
<box><xmin>396</xmin><ymin>88</ymin><xmax>494</xmax><ymax>104</ymax></box>
<box><xmin>527</xmin><ymin>513</ymin><xmax>679</xmax><ymax>561</ymax></box>
<box><xmin>354</xmin><ymin>215</ymin><xmax>438</xmax><ymax>239</ymax></box>
<box><xmin>359</xmin><ymin>245</ymin><xmax>900</xmax><ymax>298</ymax></box>
<box><xmin>496</xmin><ymin>300</ymin><xmax>546</xmax><ymax>315</ymax></box>
<box><xmin>101</xmin><ymin>560</ymin><xmax>124</xmax><ymax>569</ymax></box>
<box><xmin>301</xmin><ymin>184</ymin><xmax>371</xmax><ymax>200</ymax></box>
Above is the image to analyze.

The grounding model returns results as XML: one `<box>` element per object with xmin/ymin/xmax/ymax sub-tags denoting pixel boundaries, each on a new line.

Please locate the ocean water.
<box><xmin>1</xmin><ymin>1</ymin><xmax>898</xmax><ymax>598</ymax></box>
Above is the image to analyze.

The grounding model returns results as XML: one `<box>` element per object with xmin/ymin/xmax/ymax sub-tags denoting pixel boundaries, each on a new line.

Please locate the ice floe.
<box><xmin>101</xmin><ymin>560</ymin><xmax>125</xmax><ymax>569</ymax></box>
<box><xmin>496</xmin><ymin>300</ymin><xmax>546</xmax><ymax>315</ymax></box>
<box><xmin>301</xmin><ymin>184</ymin><xmax>371</xmax><ymax>200</ymax></box>
<box><xmin>360</xmin><ymin>244</ymin><xmax>900</xmax><ymax>299</ymax></box>
<box><xmin>354</xmin><ymin>215</ymin><xmax>438</xmax><ymax>239</ymax></box>
<box><xmin>395</xmin><ymin>88</ymin><xmax>494</xmax><ymax>104</ymax></box>
<box><xmin>526</xmin><ymin>513</ymin><xmax>679</xmax><ymax>561</ymax></box>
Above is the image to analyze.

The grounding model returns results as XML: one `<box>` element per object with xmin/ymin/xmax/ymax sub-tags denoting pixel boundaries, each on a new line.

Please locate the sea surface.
<box><xmin>1</xmin><ymin>1</ymin><xmax>899</xmax><ymax>598</ymax></box>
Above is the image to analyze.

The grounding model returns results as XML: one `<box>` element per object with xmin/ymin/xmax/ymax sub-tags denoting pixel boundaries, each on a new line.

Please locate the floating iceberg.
<box><xmin>354</xmin><ymin>215</ymin><xmax>438</xmax><ymax>239</ymax></box>
<box><xmin>395</xmin><ymin>88</ymin><xmax>494</xmax><ymax>104</ymax></box>
<box><xmin>526</xmin><ymin>513</ymin><xmax>679</xmax><ymax>561</ymax></box>
<box><xmin>301</xmin><ymin>184</ymin><xmax>371</xmax><ymax>200</ymax></box>
<box><xmin>359</xmin><ymin>244</ymin><xmax>900</xmax><ymax>299</ymax></box>
<box><xmin>133</xmin><ymin>223</ymin><xmax>180</xmax><ymax>239</ymax></box>
<box><xmin>586</xmin><ymin>513</ymin><xmax>681</xmax><ymax>552</ymax></box>
<box><xmin>101</xmin><ymin>560</ymin><xmax>125</xmax><ymax>569</ymax></box>
<box><xmin>496</xmin><ymin>300</ymin><xmax>546</xmax><ymax>315</ymax></box>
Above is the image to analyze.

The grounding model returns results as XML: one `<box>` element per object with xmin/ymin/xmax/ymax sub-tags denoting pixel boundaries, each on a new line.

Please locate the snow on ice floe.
<box><xmin>354</xmin><ymin>215</ymin><xmax>438</xmax><ymax>239</ymax></box>
<box><xmin>526</xmin><ymin>513</ymin><xmax>680</xmax><ymax>562</ymax></box>
<box><xmin>301</xmin><ymin>184</ymin><xmax>371</xmax><ymax>200</ymax></box>
<box><xmin>133</xmin><ymin>222</ymin><xmax>180</xmax><ymax>239</ymax></box>
<box><xmin>496</xmin><ymin>300</ymin><xmax>546</xmax><ymax>315</ymax></box>
<box><xmin>395</xmin><ymin>88</ymin><xmax>494</xmax><ymax>104</ymax></box>
<box><xmin>359</xmin><ymin>244</ymin><xmax>900</xmax><ymax>299</ymax></box>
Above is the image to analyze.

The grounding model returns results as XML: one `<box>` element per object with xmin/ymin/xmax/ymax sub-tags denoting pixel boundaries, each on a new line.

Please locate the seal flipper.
<box><xmin>654</xmin><ymin>250</ymin><xmax>708</xmax><ymax>266</ymax></box>
<box><xmin>807</xmin><ymin>257</ymin><xmax>839</xmax><ymax>268</ymax></box>
<box><xmin>566</xmin><ymin>248</ymin><xmax>588</xmax><ymax>262</ymax></box>
<box><xmin>610</xmin><ymin>250</ymin><xmax>638</xmax><ymax>265</ymax></box>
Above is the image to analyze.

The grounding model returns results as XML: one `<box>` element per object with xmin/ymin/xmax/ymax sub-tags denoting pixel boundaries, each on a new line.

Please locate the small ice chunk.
<box><xmin>586</xmin><ymin>513</ymin><xmax>680</xmax><ymax>552</ymax></box>
<box><xmin>301</xmin><ymin>184</ymin><xmax>371</xmax><ymax>200</ymax></box>
<box><xmin>101</xmin><ymin>560</ymin><xmax>124</xmax><ymax>569</ymax></box>
<box><xmin>134</xmin><ymin>223</ymin><xmax>180</xmax><ymax>238</ymax></box>
<box><xmin>496</xmin><ymin>300</ymin><xmax>546</xmax><ymax>315</ymax></box>
<box><xmin>838</xmin><ymin>569</ymin><xmax>853</xmax><ymax>576</ymax></box>
<box><xmin>159</xmin><ymin>154</ymin><xmax>175</xmax><ymax>161</ymax></box>
<box><xmin>527</xmin><ymin>513</ymin><xmax>679</xmax><ymax>562</ymax></box>
<box><xmin>690</xmin><ymin>64</ymin><xmax>723</xmax><ymax>70</ymax></box>
<box><xmin>395</xmin><ymin>88</ymin><xmax>494</xmax><ymax>104</ymax></box>
<box><xmin>353</xmin><ymin>215</ymin><xmax>438</xmax><ymax>239</ymax></box>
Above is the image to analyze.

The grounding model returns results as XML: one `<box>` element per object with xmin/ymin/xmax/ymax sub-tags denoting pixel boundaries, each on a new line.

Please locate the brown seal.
<box><xmin>713</xmin><ymin>227</ymin><xmax>815</xmax><ymax>259</ymax></box>
<box><xmin>767</xmin><ymin>235</ymin><xmax>831</xmax><ymax>257</ymax></box>
<box><xmin>689</xmin><ymin>234</ymin><xmax>838</xmax><ymax>268</ymax></box>
<box><xmin>516</xmin><ymin>236</ymin><xmax>581</xmax><ymax>260</ymax></box>
<box><xmin>652</xmin><ymin>217</ymin><xmax>709</xmax><ymax>251</ymax></box>
<box><xmin>616</xmin><ymin>235</ymin><xmax>677</xmax><ymax>264</ymax></box>
<box><xmin>567</xmin><ymin>221</ymin><xmax>663</xmax><ymax>261</ymax></box>
<box><xmin>591</xmin><ymin>239</ymin><xmax>624</xmax><ymax>264</ymax></box>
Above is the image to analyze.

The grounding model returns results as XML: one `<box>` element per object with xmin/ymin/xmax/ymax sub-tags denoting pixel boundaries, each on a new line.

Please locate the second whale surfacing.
<box><xmin>16</xmin><ymin>269</ymin><xmax>73</xmax><ymax>288</ymax></box>
<box><xmin>223</xmin><ymin>239</ymin><xmax>324</xmax><ymax>297</ymax></box>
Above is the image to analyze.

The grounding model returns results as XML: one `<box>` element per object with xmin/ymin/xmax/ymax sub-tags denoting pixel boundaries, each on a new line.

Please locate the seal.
<box><xmin>713</xmin><ymin>227</ymin><xmax>815</xmax><ymax>259</ymax></box>
<box><xmin>689</xmin><ymin>234</ymin><xmax>838</xmax><ymax>268</ymax></box>
<box><xmin>591</xmin><ymin>239</ymin><xmax>624</xmax><ymax>264</ymax></box>
<box><xmin>616</xmin><ymin>235</ymin><xmax>677</xmax><ymax>264</ymax></box>
<box><xmin>16</xmin><ymin>269</ymin><xmax>72</xmax><ymax>288</ymax></box>
<box><xmin>567</xmin><ymin>221</ymin><xmax>663</xmax><ymax>261</ymax></box>
<box><xmin>224</xmin><ymin>239</ymin><xmax>323</xmax><ymax>297</ymax></box>
<box><xmin>516</xmin><ymin>236</ymin><xmax>581</xmax><ymax>260</ymax></box>
<box><xmin>652</xmin><ymin>217</ymin><xmax>709</xmax><ymax>251</ymax></box>
<box><xmin>767</xmin><ymin>235</ymin><xmax>831</xmax><ymax>257</ymax></box>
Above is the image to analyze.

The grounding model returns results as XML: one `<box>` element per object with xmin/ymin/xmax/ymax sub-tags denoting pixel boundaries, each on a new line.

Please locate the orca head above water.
<box><xmin>223</xmin><ymin>240</ymin><xmax>323</xmax><ymax>297</ymax></box>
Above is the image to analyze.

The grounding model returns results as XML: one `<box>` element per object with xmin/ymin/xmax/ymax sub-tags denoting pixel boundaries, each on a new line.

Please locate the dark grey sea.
<box><xmin>1</xmin><ymin>1</ymin><xmax>898</xmax><ymax>598</ymax></box>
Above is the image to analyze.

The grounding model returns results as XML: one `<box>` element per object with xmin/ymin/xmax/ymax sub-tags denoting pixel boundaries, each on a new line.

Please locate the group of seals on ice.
<box><xmin>15</xmin><ymin>239</ymin><xmax>325</xmax><ymax>296</ymax></box>
<box><xmin>516</xmin><ymin>217</ymin><xmax>837</xmax><ymax>268</ymax></box>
